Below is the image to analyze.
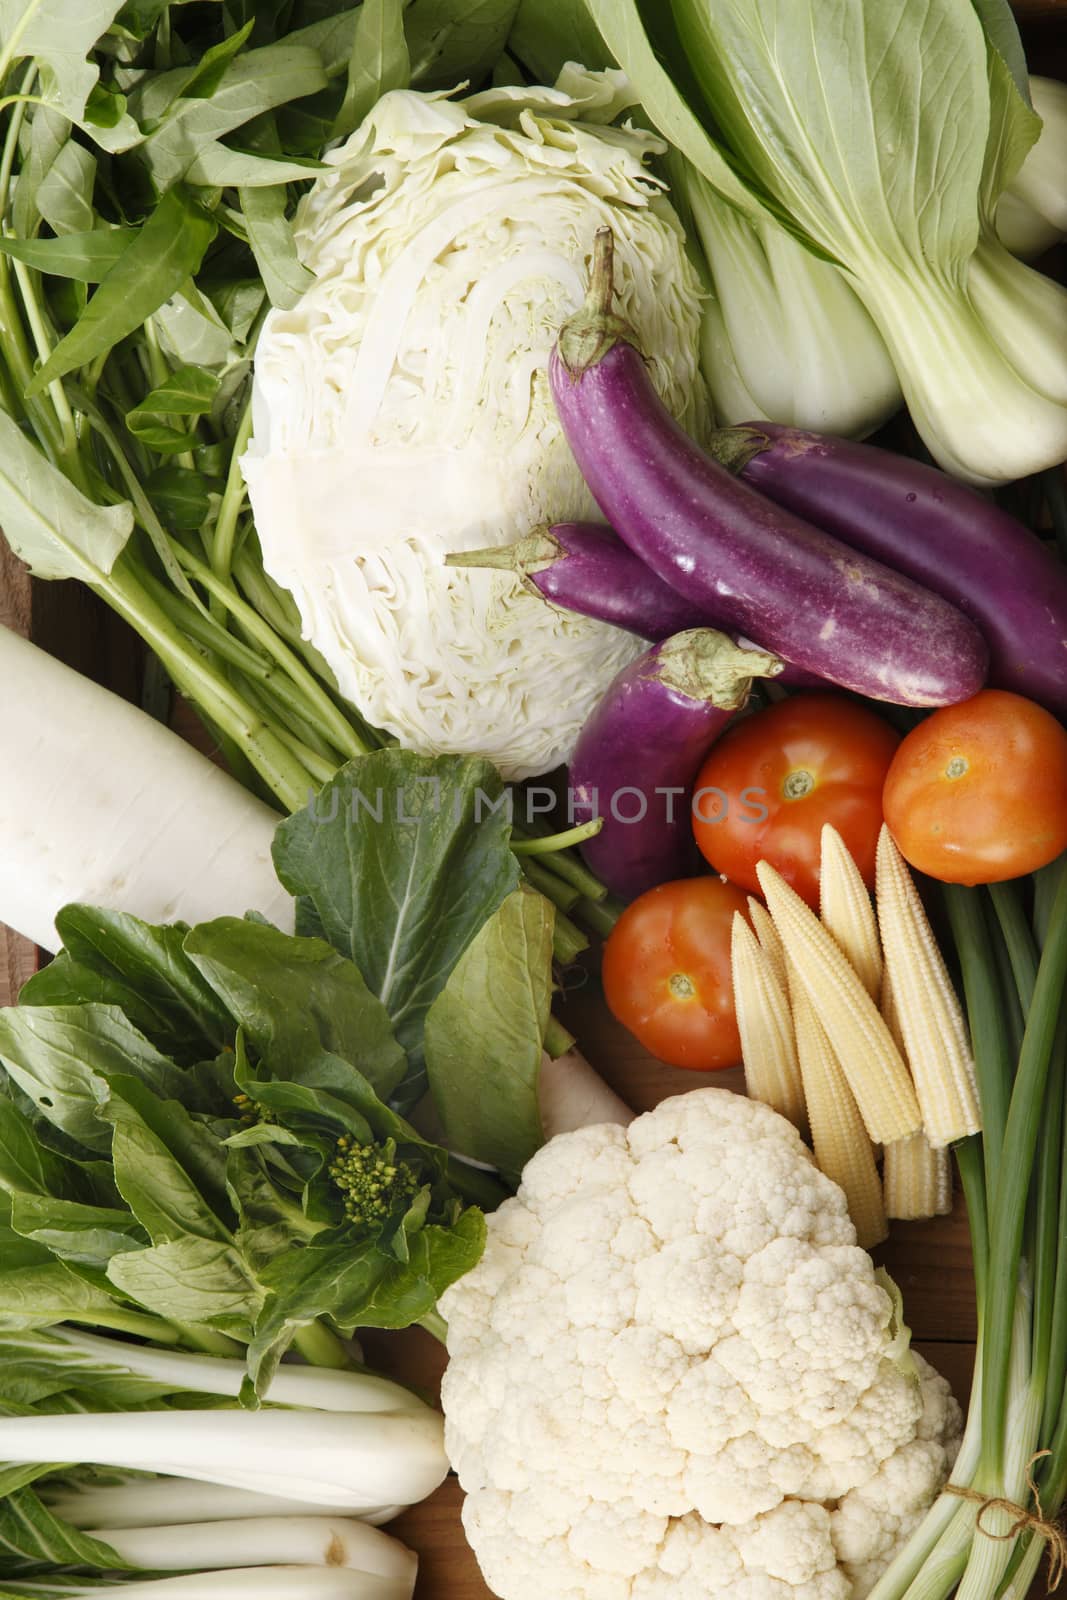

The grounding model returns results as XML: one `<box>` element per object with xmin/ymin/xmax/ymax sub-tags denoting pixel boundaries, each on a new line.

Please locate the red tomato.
<box><xmin>883</xmin><ymin>690</ymin><xmax>1067</xmax><ymax>884</ymax></box>
<box><xmin>691</xmin><ymin>693</ymin><xmax>901</xmax><ymax>908</ymax></box>
<box><xmin>602</xmin><ymin>877</ymin><xmax>751</xmax><ymax>1070</ymax></box>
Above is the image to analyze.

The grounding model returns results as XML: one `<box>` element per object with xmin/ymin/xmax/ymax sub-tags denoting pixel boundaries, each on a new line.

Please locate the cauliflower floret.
<box><xmin>440</xmin><ymin>1088</ymin><xmax>963</xmax><ymax>1600</ymax></box>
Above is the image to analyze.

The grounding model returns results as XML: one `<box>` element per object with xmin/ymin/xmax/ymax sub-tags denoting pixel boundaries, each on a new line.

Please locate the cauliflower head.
<box><xmin>243</xmin><ymin>74</ymin><xmax>708</xmax><ymax>781</ymax></box>
<box><xmin>439</xmin><ymin>1089</ymin><xmax>961</xmax><ymax>1600</ymax></box>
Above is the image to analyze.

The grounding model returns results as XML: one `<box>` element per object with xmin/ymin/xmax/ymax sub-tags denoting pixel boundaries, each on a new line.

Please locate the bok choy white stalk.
<box><xmin>668</xmin><ymin>153</ymin><xmax>903</xmax><ymax>438</ymax></box>
<box><xmin>0</xmin><ymin>1410</ymin><xmax>449</xmax><ymax>1510</ymax></box>
<box><xmin>84</xmin><ymin>1519</ymin><xmax>417</xmax><ymax>1583</ymax></box>
<box><xmin>44</xmin><ymin>1480</ymin><xmax>404</xmax><ymax>1532</ymax></box>
<box><xmin>52</xmin><ymin>1331</ymin><xmax>424</xmax><ymax>1414</ymax></box>
<box><xmin>41</xmin><ymin>1572</ymin><xmax>414</xmax><ymax>1598</ymax></box>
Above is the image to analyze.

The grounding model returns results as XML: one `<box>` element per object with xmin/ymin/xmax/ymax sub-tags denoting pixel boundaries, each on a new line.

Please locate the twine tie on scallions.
<box><xmin>945</xmin><ymin>1450</ymin><xmax>1067</xmax><ymax>1589</ymax></box>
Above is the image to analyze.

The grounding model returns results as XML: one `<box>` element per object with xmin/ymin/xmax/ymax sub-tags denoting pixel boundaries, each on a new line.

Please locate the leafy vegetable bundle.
<box><xmin>0</xmin><ymin>746</ymin><xmax>583</xmax><ymax>1589</ymax></box>
<box><xmin>582</xmin><ymin>0</ymin><xmax>1067</xmax><ymax>485</ymax></box>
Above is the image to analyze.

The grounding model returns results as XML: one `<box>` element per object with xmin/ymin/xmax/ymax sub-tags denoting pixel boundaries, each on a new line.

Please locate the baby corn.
<box><xmin>793</xmin><ymin>985</ymin><xmax>888</xmax><ymax>1248</ymax></box>
<box><xmin>875</xmin><ymin>827</ymin><xmax>981</xmax><ymax>1148</ymax></box>
<box><xmin>883</xmin><ymin>1131</ymin><xmax>954</xmax><ymax>1221</ymax></box>
<box><xmin>756</xmin><ymin>859</ymin><xmax>921</xmax><ymax>1144</ymax></box>
<box><xmin>747</xmin><ymin>897</ymin><xmax>790</xmax><ymax>995</ymax></box>
<box><xmin>731</xmin><ymin>912</ymin><xmax>805</xmax><ymax>1128</ymax></box>
<box><xmin>819</xmin><ymin>824</ymin><xmax>883</xmax><ymax>1000</ymax></box>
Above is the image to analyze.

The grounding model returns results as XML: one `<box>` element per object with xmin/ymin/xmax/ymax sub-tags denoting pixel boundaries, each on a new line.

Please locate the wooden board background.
<box><xmin>1</xmin><ymin>9</ymin><xmax>1065</xmax><ymax>1590</ymax></box>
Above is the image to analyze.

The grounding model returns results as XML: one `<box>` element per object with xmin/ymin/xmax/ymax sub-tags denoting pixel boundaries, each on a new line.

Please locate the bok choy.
<box><xmin>586</xmin><ymin>0</ymin><xmax>1067</xmax><ymax>484</ymax></box>
<box><xmin>668</xmin><ymin>154</ymin><xmax>902</xmax><ymax>438</ymax></box>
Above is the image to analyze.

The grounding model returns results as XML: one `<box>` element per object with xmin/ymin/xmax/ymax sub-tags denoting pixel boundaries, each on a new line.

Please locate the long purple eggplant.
<box><xmin>548</xmin><ymin>230</ymin><xmax>988</xmax><ymax>708</ymax></box>
<box><xmin>448</xmin><ymin>522</ymin><xmax>824</xmax><ymax>688</ymax></box>
<box><xmin>708</xmin><ymin>421</ymin><xmax>1067</xmax><ymax>719</ymax></box>
<box><xmin>569</xmin><ymin>628</ymin><xmax>781</xmax><ymax>900</ymax></box>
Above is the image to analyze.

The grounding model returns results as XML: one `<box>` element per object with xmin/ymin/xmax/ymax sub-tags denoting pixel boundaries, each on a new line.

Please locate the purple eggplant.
<box><xmin>569</xmin><ymin>628</ymin><xmax>781</xmax><ymax>900</ymax></box>
<box><xmin>548</xmin><ymin>230</ymin><xmax>988</xmax><ymax>709</ymax></box>
<box><xmin>708</xmin><ymin>421</ymin><xmax>1067</xmax><ymax>719</ymax></box>
<box><xmin>448</xmin><ymin>522</ymin><xmax>824</xmax><ymax>689</ymax></box>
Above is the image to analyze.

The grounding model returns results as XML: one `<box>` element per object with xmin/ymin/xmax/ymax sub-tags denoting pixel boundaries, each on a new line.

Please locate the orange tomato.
<box><xmin>691</xmin><ymin>693</ymin><xmax>901</xmax><ymax>908</ymax></box>
<box><xmin>601</xmin><ymin>877</ymin><xmax>751</xmax><ymax>1070</ymax></box>
<box><xmin>882</xmin><ymin>690</ymin><xmax>1067</xmax><ymax>884</ymax></box>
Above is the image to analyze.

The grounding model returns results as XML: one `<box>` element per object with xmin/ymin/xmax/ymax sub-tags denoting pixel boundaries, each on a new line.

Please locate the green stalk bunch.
<box><xmin>872</xmin><ymin>855</ymin><xmax>1067</xmax><ymax>1600</ymax></box>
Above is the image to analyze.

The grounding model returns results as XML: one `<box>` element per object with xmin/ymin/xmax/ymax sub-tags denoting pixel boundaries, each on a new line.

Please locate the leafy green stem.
<box><xmin>417</xmin><ymin>1309</ymin><xmax>448</xmax><ymax>1345</ymax></box>
<box><xmin>291</xmin><ymin>1320</ymin><xmax>353</xmax><ymax>1370</ymax></box>
<box><xmin>980</xmin><ymin>859</ymin><xmax>1067</xmax><ymax>1480</ymax></box>
<box><xmin>172</xmin><ymin>542</ymin><xmax>371</xmax><ymax>761</ymax></box>
<box><xmin>943</xmin><ymin>885</ymin><xmax>1012</xmax><ymax>1190</ymax></box>
<box><xmin>102</xmin><ymin>558</ymin><xmax>315</xmax><ymax>810</ymax></box>
<box><xmin>211</xmin><ymin>397</ymin><xmax>254</xmax><ymax>585</ymax></box>
<box><xmin>512</xmin><ymin>818</ymin><xmax>603</xmax><ymax>857</ymax></box>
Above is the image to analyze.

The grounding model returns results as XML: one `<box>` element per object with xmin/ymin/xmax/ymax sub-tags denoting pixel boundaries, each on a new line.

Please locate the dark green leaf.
<box><xmin>99</xmin><ymin>1075</ymin><xmax>234</xmax><ymax>1244</ymax></box>
<box><xmin>508</xmin><ymin>0</ymin><xmax>613</xmax><ymax>81</ymax></box>
<box><xmin>246</xmin><ymin>1235</ymin><xmax>383</xmax><ymax>1392</ymax></box>
<box><xmin>107</xmin><ymin>1236</ymin><xmax>262</xmax><ymax>1335</ymax></box>
<box><xmin>125</xmin><ymin>364</ymin><xmax>221</xmax><ymax>453</ymax></box>
<box><xmin>184</xmin><ymin>918</ymin><xmax>407</xmax><ymax>1097</ymax></box>
<box><xmin>406</xmin><ymin>0</ymin><xmax>520</xmax><ymax>87</ymax></box>
<box><xmin>8</xmin><ymin>1195</ymin><xmax>147</xmax><ymax>1271</ymax></box>
<box><xmin>273</xmin><ymin>752</ymin><xmax>520</xmax><ymax>1078</ymax></box>
<box><xmin>227</xmin><ymin>1145</ymin><xmax>323</xmax><ymax>1271</ymax></box>
<box><xmin>0</xmin><ymin>230</ymin><xmax>133</xmax><ymax>283</ymax></box>
<box><xmin>26</xmin><ymin>906</ymin><xmax>235</xmax><ymax>1065</ymax></box>
<box><xmin>0</xmin><ymin>1486</ymin><xmax>125</xmax><ymax>1573</ymax></box>
<box><xmin>247</xmin><ymin>1207</ymin><xmax>484</xmax><ymax>1389</ymax></box>
<box><xmin>180</xmin><ymin>19</ymin><xmax>256</xmax><ymax>99</ymax></box>
<box><xmin>0</xmin><ymin>1260</ymin><xmax>124</xmax><ymax>1333</ymax></box>
<box><xmin>425</xmin><ymin>885</ymin><xmax>550</xmax><ymax>1177</ymax></box>
<box><xmin>144</xmin><ymin>464</ymin><xmax>214</xmax><ymax>530</ymax></box>
<box><xmin>0</xmin><ymin>1005</ymin><xmax>190</xmax><ymax>1154</ymax></box>
<box><xmin>0</xmin><ymin>1101</ymin><xmax>88</xmax><ymax>1204</ymax></box>
<box><xmin>130</xmin><ymin>364</ymin><xmax>220</xmax><ymax>416</ymax></box>
<box><xmin>0</xmin><ymin>1194</ymin><xmax>55</xmax><ymax>1275</ymax></box>
<box><xmin>27</xmin><ymin>187</ymin><xmax>216</xmax><ymax>394</ymax></box>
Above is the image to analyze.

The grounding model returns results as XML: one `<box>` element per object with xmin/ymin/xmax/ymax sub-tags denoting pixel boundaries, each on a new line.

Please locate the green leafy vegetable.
<box><xmin>425</xmin><ymin>885</ymin><xmax>552</xmax><ymax>1178</ymax></box>
<box><xmin>184</xmin><ymin>918</ymin><xmax>407</xmax><ymax>1097</ymax></box>
<box><xmin>27</xmin><ymin>188</ymin><xmax>216</xmax><ymax>393</ymax></box>
<box><xmin>0</xmin><ymin>1</ymin><xmax>127</xmax><ymax>121</ymax></box>
<box><xmin>273</xmin><ymin>751</ymin><xmax>521</xmax><ymax>1086</ymax></box>
<box><xmin>0</xmin><ymin>411</ymin><xmax>132</xmax><ymax>582</ymax></box>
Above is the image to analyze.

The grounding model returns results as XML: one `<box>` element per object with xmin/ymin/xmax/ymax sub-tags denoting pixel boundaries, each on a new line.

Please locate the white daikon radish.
<box><xmin>0</xmin><ymin>626</ymin><xmax>295</xmax><ymax>950</ymax></box>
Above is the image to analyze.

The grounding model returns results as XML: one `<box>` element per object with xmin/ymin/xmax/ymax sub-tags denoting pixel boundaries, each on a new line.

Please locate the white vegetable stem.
<box><xmin>538</xmin><ymin>1048</ymin><xmax>632</xmax><ymax>1138</ymax></box>
<box><xmin>57</xmin><ymin>1570</ymin><xmax>412</xmax><ymax>1598</ymax></box>
<box><xmin>45</xmin><ymin>1478</ymin><xmax>404</xmax><ymax>1530</ymax></box>
<box><xmin>0</xmin><ymin>1409</ymin><xmax>448</xmax><ymax>1509</ymax></box>
<box><xmin>89</xmin><ymin>1517</ymin><xmax>417</xmax><ymax>1585</ymax></box>
<box><xmin>0</xmin><ymin>626</ymin><xmax>295</xmax><ymax>950</ymax></box>
<box><xmin>54</xmin><ymin>1330</ymin><xmax>424</xmax><ymax>1414</ymax></box>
